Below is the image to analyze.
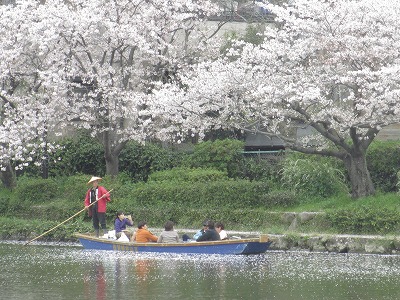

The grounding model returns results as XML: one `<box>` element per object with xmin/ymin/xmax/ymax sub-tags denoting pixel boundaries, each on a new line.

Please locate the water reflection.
<box><xmin>83</xmin><ymin>264</ymin><xmax>106</xmax><ymax>300</ymax></box>
<box><xmin>134</xmin><ymin>259</ymin><xmax>152</xmax><ymax>280</ymax></box>
<box><xmin>133</xmin><ymin>259</ymin><xmax>153</xmax><ymax>299</ymax></box>
<box><xmin>1</xmin><ymin>241</ymin><xmax>400</xmax><ymax>300</ymax></box>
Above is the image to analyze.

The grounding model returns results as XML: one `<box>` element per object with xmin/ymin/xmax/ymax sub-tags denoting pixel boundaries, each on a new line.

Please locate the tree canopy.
<box><xmin>0</xmin><ymin>0</ymin><xmax>223</xmax><ymax>185</ymax></box>
<box><xmin>153</xmin><ymin>0</ymin><xmax>400</xmax><ymax>198</ymax></box>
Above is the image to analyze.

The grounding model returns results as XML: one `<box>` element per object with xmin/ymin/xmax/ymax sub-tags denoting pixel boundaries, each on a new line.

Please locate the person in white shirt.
<box><xmin>215</xmin><ymin>222</ymin><xmax>228</xmax><ymax>240</ymax></box>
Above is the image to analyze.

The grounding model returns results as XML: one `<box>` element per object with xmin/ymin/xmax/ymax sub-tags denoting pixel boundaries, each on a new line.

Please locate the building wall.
<box><xmin>376</xmin><ymin>124</ymin><xmax>400</xmax><ymax>141</ymax></box>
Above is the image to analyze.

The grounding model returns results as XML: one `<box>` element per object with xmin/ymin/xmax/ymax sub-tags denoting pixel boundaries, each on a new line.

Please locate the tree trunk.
<box><xmin>103</xmin><ymin>132</ymin><xmax>127</xmax><ymax>176</ymax></box>
<box><xmin>102</xmin><ymin>129</ymin><xmax>119</xmax><ymax>177</ymax></box>
<box><xmin>0</xmin><ymin>161</ymin><xmax>17</xmax><ymax>189</ymax></box>
<box><xmin>41</xmin><ymin>127</ymin><xmax>49</xmax><ymax>179</ymax></box>
<box><xmin>105</xmin><ymin>153</ymin><xmax>119</xmax><ymax>176</ymax></box>
<box><xmin>343</xmin><ymin>152</ymin><xmax>375</xmax><ymax>198</ymax></box>
<box><xmin>41</xmin><ymin>155</ymin><xmax>49</xmax><ymax>179</ymax></box>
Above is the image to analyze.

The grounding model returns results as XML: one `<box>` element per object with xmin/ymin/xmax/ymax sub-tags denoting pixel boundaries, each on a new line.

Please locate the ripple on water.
<box><xmin>1</xmin><ymin>241</ymin><xmax>400</xmax><ymax>300</ymax></box>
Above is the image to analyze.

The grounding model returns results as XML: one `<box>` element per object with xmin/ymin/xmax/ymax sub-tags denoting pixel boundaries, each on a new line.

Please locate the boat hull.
<box><xmin>75</xmin><ymin>233</ymin><xmax>272</xmax><ymax>255</ymax></box>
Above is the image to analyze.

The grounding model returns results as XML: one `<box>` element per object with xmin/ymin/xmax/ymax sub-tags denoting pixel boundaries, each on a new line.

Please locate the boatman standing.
<box><xmin>84</xmin><ymin>176</ymin><xmax>111</xmax><ymax>238</ymax></box>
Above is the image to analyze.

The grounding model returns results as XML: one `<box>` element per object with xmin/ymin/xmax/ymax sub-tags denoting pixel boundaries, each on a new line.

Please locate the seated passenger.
<box><xmin>196</xmin><ymin>220</ymin><xmax>221</xmax><ymax>242</ymax></box>
<box><xmin>215</xmin><ymin>222</ymin><xmax>228</xmax><ymax>240</ymax></box>
<box><xmin>192</xmin><ymin>220</ymin><xmax>208</xmax><ymax>240</ymax></box>
<box><xmin>157</xmin><ymin>220</ymin><xmax>179</xmax><ymax>243</ymax></box>
<box><xmin>135</xmin><ymin>221</ymin><xmax>158</xmax><ymax>242</ymax></box>
<box><xmin>114</xmin><ymin>211</ymin><xmax>134</xmax><ymax>239</ymax></box>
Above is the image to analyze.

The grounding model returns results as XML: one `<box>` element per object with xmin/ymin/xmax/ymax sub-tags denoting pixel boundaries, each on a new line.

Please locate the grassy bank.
<box><xmin>0</xmin><ymin>175</ymin><xmax>399</xmax><ymax>242</ymax></box>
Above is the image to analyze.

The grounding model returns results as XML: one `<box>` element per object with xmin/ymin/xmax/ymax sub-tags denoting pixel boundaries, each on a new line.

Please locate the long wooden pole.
<box><xmin>24</xmin><ymin>189</ymin><xmax>113</xmax><ymax>246</ymax></box>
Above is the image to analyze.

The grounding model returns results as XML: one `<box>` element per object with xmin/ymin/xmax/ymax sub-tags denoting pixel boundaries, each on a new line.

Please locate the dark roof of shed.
<box><xmin>245</xmin><ymin>132</ymin><xmax>285</xmax><ymax>147</ymax></box>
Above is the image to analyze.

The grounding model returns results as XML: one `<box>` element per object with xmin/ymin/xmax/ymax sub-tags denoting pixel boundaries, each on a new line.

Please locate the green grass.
<box><xmin>284</xmin><ymin>192</ymin><xmax>400</xmax><ymax>212</ymax></box>
<box><xmin>1</xmin><ymin>175</ymin><xmax>400</xmax><ymax>240</ymax></box>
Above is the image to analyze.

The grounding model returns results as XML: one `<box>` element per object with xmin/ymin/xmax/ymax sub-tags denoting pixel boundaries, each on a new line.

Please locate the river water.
<box><xmin>1</xmin><ymin>240</ymin><xmax>399</xmax><ymax>300</ymax></box>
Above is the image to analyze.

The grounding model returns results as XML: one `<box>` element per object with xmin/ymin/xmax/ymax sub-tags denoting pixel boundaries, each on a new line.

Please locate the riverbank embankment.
<box><xmin>176</xmin><ymin>229</ymin><xmax>400</xmax><ymax>255</ymax></box>
<box><xmin>3</xmin><ymin>210</ymin><xmax>400</xmax><ymax>254</ymax></box>
<box><xmin>260</xmin><ymin>211</ymin><xmax>400</xmax><ymax>254</ymax></box>
<box><xmin>3</xmin><ymin>229</ymin><xmax>400</xmax><ymax>254</ymax></box>
<box><xmin>268</xmin><ymin>233</ymin><xmax>400</xmax><ymax>254</ymax></box>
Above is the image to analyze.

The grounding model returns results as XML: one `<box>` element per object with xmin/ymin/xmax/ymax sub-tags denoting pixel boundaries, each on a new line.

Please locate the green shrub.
<box><xmin>12</xmin><ymin>174</ymin><xmax>138</xmax><ymax>222</ymax></box>
<box><xmin>0</xmin><ymin>216</ymin><xmax>93</xmax><ymax>241</ymax></box>
<box><xmin>0</xmin><ymin>196</ymin><xmax>10</xmax><ymax>214</ymax></box>
<box><xmin>397</xmin><ymin>171</ymin><xmax>400</xmax><ymax>194</ymax></box>
<box><xmin>327</xmin><ymin>206</ymin><xmax>400</xmax><ymax>234</ymax></box>
<box><xmin>50</xmin><ymin>132</ymin><xmax>105</xmax><ymax>176</ymax></box>
<box><xmin>124</xmin><ymin>207</ymin><xmax>279</xmax><ymax>231</ymax></box>
<box><xmin>189</xmin><ymin>139</ymin><xmax>245</xmax><ymax>177</ymax></box>
<box><xmin>261</xmin><ymin>190</ymin><xmax>298</xmax><ymax>207</ymax></box>
<box><xmin>367</xmin><ymin>140</ymin><xmax>400</xmax><ymax>192</ymax></box>
<box><xmin>15</xmin><ymin>177</ymin><xmax>59</xmax><ymax>204</ymax></box>
<box><xmin>55</xmin><ymin>174</ymin><xmax>92</xmax><ymax>203</ymax></box>
<box><xmin>18</xmin><ymin>130</ymin><xmax>105</xmax><ymax>177</ymax></box>
<box><xmin>279</xmin><ymin>155</ymin><xmax>348</xmax><ymax>197</ymax></box>
<box><xmin>130</xmin><ymin>179</ymin><xmax>269</xmax><ymax>210</ymax></box>
<box><xmin>19</xmin><ymin>133</ymin><xmax>187</xmax><ymax>181</ymax></box>
<box><xmin>237</xmin><ymin>156</ymin><xmax>281</xmax><ymax>182</ymax></box>
<box><xmin>119</xmin><ymin>141</ymin><xmax>185</xmax><ymax>182</ymax></box>
<box><xmin>27</xmin><ymin>199</ymin><xmax>84</xmax><ymax>221</ymax></box>
<box><xmin>148</xmin><ymin>167</ymin><xmax>228</xmax><ymax>182</ymax></box>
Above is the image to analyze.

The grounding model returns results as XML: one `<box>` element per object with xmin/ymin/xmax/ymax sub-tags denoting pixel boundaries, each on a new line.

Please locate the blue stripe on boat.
<box><xmin>75</xmin><ymin>233</ymin><xmax>272</xmax><ymax>255</ymax></box>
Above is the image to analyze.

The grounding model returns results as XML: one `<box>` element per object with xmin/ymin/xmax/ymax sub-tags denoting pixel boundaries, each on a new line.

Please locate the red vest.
<box><xmin>84</xmin><ymin>186</ymin><xmax>110</xmax><ymax>213</ymax></box>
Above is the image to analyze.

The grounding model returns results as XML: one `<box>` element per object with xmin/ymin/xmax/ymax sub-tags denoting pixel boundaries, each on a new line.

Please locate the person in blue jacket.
<box><xmin>114</xmin><ymin>211</ymin><xmax>134</xmax><ymax>239</ymax></box>
<box><xmin>196</xmin><ymin>220</ymin><xmax>221</xmax><ymax>242</ymax></box>
<box><xmin>192</xmin><ymin>220</ymin><xmax>208</xmax><ymax>240</ymax></box>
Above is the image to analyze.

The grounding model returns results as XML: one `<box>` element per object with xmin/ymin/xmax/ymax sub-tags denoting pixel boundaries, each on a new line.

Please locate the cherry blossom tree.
<box><xmin>0</xmin><ymin>1</ymin><xmax>67</xmax><ymax>187</ymax></box>
<box><xmin>153</xmin><ymin>0</ymin><xmax>400</xmax><ymax>198</ymax></box>
<box><xmin>0</xmin><ymin>0</ymin><xmax>223</xmax><ymax>185</ymax></box>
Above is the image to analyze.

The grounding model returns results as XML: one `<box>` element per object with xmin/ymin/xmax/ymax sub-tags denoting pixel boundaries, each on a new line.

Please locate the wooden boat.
<box><xmin>74</xmin><ymin>233</ymin><xmax>272</xmax><ymax>255</ymax></box>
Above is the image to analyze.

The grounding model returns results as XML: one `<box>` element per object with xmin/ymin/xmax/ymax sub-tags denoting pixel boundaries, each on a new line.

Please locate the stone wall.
<box><xmin>263</xmin><ymin>211</ymin><xmax>400</xmax><ymax>254</ymax></box>
<box><xmin>269</xmin><ymin>233</ymin><xmax>400</xmax><ymax>254</ymax></box>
